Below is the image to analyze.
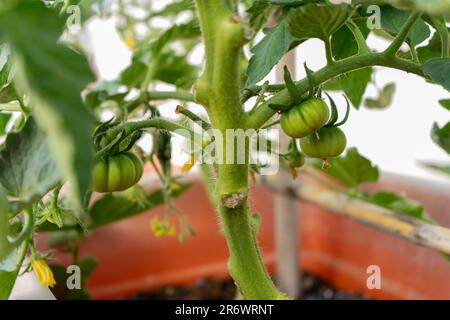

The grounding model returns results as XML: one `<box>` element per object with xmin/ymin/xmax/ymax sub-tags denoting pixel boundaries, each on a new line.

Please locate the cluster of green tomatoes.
<box><xmin>278</xmin><ymin>66</ymin><xmax>349</xmax><ymax>172</ymax></box>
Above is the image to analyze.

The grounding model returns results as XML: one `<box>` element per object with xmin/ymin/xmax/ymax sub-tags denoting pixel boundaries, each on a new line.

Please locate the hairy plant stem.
<box><xmin>194</xmin><ymin>0</ymin><xmax>286</xmax><ymax>299</ymax></box>
<box><xmin>126</xmin><ymin>90</ymin><xmax>195</xmax><ymax>113</ymax></box>
<box><xmin>384</xmin><ymin>11</ymin><xmax>421</xmax><ymax>56</ymax></box>
<box><xmin>248</xmin><ymin>52</ymin><xmax>426</xmax><ymax>130</ymax></box>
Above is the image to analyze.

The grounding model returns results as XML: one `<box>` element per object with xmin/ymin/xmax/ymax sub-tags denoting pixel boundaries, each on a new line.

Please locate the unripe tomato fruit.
<box><xmin>92</xmin><ymin>152</ymin><xmax>144</xmax><ymax>193</ymax></box>
<box><xmin>280</xmin><ymin>98</ymin><xmax>330</xmax><ymax>138</ymax></box>
<box><xmin>287</xmin><ymin>152</ymin><xmax>305</xmax><ymax>168</ymax></box>
<box><xmin>300</xmin><ymin>127</ymin><xmax>347</xmax><ymax>159</ymax></box>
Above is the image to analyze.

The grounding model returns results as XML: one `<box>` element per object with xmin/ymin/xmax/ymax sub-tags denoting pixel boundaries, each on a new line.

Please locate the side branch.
<box><xmin>384</xmin><ymin>12</ymin><xmax>421</xmax><ymax>56</ymax></box>
<box><xmin>248</xmin><ymin>53</ymin><xmax>426</xmax><ymax>129</ymax></box>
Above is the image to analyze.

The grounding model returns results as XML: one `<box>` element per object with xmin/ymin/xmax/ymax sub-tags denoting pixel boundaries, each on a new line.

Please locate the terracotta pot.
<box><xmin>37</xmin><ymin>172</ymin><xmax>450</xmax><ymax>299</ymax></box>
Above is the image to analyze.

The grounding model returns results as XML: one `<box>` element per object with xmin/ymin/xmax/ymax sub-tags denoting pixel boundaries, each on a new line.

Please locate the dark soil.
<box><xmin>130</xmin><ymin>272</ymin><xmax>368</xmax><ymax>300</ymax></box>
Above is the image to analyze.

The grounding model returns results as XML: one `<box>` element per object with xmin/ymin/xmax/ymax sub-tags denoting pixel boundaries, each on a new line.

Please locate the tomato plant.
<box><xmin>0</xmin><ymin>0</ymin><xmax>449</xmax><ymax>301</ymax></box>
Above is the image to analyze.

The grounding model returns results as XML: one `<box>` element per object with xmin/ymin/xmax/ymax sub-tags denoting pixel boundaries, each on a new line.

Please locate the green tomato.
<box><xmin>287</xmin><ymin>151</ymin><xmax>305</xmax><ymax>168</ymax></box>
<box><xmin>300</xmin><ymin>127</ymin><xmax>347</xmax><ymax>159</ymax></box>
<box><xmin>92</xmin><ymin>152</ymin><xmax>144</xmax><ymax>193</ymax></box>
<box><xmin>281</xmin><ymin>98</ymin><xmax>330</xmax><ymax>138</ymax></box>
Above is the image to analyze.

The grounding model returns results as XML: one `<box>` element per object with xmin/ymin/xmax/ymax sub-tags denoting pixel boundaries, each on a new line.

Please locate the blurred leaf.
<box><xmin>317</xmin><ymin>147</ymin><xmax>379</xmax><ymax>187</ymax></box>
<box><xmin>417</xmin><ymin>32</ymin><xmax>445</xmax><ymax>64</ymax></box>
<box><xmin>246</xmin><ymin>13</ymin><xmax>298</xmax><ymax>86</ymax></box>
<box><xmin>369</xmin><ymin>191</ymin><xmax>425</xmax><ymax>219</ymax></box>
<box><xmin>0</xmin><ymin>113</ymin><xmax>11</xmax><ymax>135</ymax></box>
<box><xmin>380</xmin><ymin>5</ymin><xmax>430</xmax><ymax>47</ymax></box>
<box><xmin>0</xmin><ymin>188</ymin><xmax>11</xmax><ymax>262</ymax></box>
<box><xmin>149</xmin><ymin>0</ymin><xmax>194</xmax><ymax>18</ymax></box>
<box><xmin>422</xmin><ymin>58</ymin><xmax>450</xmax><ymax>92</ymax></box>
<box><xmin>85</xmin><ymin>80</ymin><xmax>126</xmax><ymax>109</ymax></box>
<box><xmin>421</xmin><ymin>162</ymin><xmax>450</xmax><ymax>175</ymax></box>
<box><xmin>0</xmin><ymin>118</ymin><xmax>61</xmax><ymax>205</ymax></box>
<box><xmin>154</xmin><ymin>51</ymin><xmax>198</xmax><ymax>89</ymax></box>
<box><xmin>247</xmin><ymin>0</ymin><xmax>273</xmax><ymax>32</ymax></box>
<box><xmin>50</xmin><ymin>256</ymin><xmax>97</xmax><ymax>300</ymax></box>
<box><xmin>0</xmin><ymin>246</ymin><xmax>24</xmax><ymax>300</ymax></box>
<box><xmin>1</xmin><ymin>1</ymin><xmax>95</xmax><ymax>209</ymax></box>
<box><xmin>383</xmin><ymin>0</ymin><xmax>450</xmax><ymax>16</ymax></box>
<box><xmin>431</xmin><ymin>122</ymin><xmax>450</xmax><ymax>154</ymax></box>
<box><xmin>89</xmin><ymin>183</ymin><xmax>191</xmax><ymax>228</ymax></box>
<box><xmin>365</xmin><ymin>83</ymin><xmax>396</xmax><ymax>109</ymax></box>
<box><xmin>269</xmin><ymin>0</ymin><xmax>310</xmax><ymax>5</ymax></box>
<box><xmin>288</xmin><ymin>3</ymin><xmax>352</xmax><ymax>40</ymax></box>
<box><xmin>439</xmin><ymin>99</ymin><xmax>450</xmax><ymax>110</ymax></box>
<box><xmin>121</xmin><ymin>23</ymin><xmax>198</xmax><ymax>89</ymax></box>
<box><xmin>38</xmin><ymin>184</ymin><xmax>192</xmax><ymax>231</ymax></box>
<box><xmin>0</xmin><ymin>84</ymin><xmax>17</xmax><ymax>104</ymax></box>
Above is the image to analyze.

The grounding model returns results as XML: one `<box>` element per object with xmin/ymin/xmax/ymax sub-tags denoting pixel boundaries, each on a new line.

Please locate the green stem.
<box><xmin>409</xmin><ymin>45</ymin><xmax>420</xmax><ymax>63</ymax></box>
<box><xmin>220</xmin><ymin>202</ymin><xmax>286</xmax><ymax>299</ymax></box>
<box><xmin>175</xmin><ymin>105</ymin><xmax>211</xmax><ymax>131</ymax></box>
<box><xmin>194</xmin><ymin>0</ymin><xmax>285</xmax><ymax>299</ymax></box>
<box><xmin>384</xmin><ymin>12</ymin><xmax>421</xmax><ymax>56</ymax></box>
<box><xmin>248</xmin><ymin>53</ymin><xmax>425</xmax><ymax>129</ymax></box>
<box><xmin>346</xmin><ymin>20</ymin><xmax>370</xmax><ymax>54</ymax></box>
<box><xmin>126</xmin><ymin>90</ymin><xmax>195</xmax><ymax>113</ymax></box>
<box><xmin>324</xmin><ymin>37</ymin><xmax>334</xmax><ymax>64</ymax></box>
<box><xmin>109</xmin><ymin>118</ymin><xmax>195</xmax><ymax>139</ymax></box>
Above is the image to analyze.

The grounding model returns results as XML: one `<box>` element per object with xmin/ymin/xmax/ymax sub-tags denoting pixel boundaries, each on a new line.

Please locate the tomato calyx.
<box><xmin>324</xmin><ymin>93</ymin><xmax>350</xmax><ymax>128</ymax></box>
<box><xmin>268</xmin><ymin>63</ymin><xmax>320</xmax><ymax>113</ymax></box>
<box><xmin>94</xmin><ymin>118</ymin><xmax>143</xmax><ymax>157</ymax></box>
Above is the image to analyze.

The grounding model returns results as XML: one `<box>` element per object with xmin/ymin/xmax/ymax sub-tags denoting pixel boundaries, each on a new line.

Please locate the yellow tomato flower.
<box><xmin>124</xmin><ymin>36</ymin><xmax>136</xmax><ymax>49</ymax></box>
<box><xmin>150</xmin><ymin>216</ymin><xmax>176</xmax><ymax>237</ymax></box>
<box><xmin>181</xmin><ymin>154</ymin><xmax>196</xmax><ymax>173</ymax></box>
<box><xmin>31</xmin><ymin>259</ymin><xmax>56</xmax><ymax>288</ymax></box>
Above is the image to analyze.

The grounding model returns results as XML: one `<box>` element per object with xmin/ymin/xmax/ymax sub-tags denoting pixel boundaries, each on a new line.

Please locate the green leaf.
<box><xmin>0</xmin><ymin>1</ymin><xmax>95</xmax><ymax>209</ymax></box>
<box><xmin>0</xmin><ymin>246</ymin><xmax>24</xmax><ymax>300</ymax></box>
<box><xmin>384</xmin><ymin>0</ymin><xmax>450</xmax><ymax>16</ymax></box>
<box><xmin>0</xmin><ymin>113</ymin><xmax>11</xmax><ymax>135</ymax></box>
<box><xmin>417</xmin><ymin>30</ymin><xmax>448</xmax><ymax>64</ymax></box>
<box><xmin>421</xmin><ymin>162</ymin><xmax>450</xmax><ymax>175</ymax></box>
<box><xmin>84</xmin><ymin>80</ymin><xmax>126</xmax><ymax>109</ymax></box>
<box><xmin>121</xmin><ymin>23</ymin><xmax>198</xmax><ymax>89</ymax></box>
<box><xmin>331</xmin><ymin>21</ymin><xmax>372</xmax><ymax>108</ymax></box>
<box><xmin>288</xmin><ymin>3</ymin><xmax>352</xmax><ymax>41</ymax></box>
<box><xmin>422</xmin><ymin>58</ymin><xmax>450</xmax><ymax>92</ymax></box>
<box><xmin>38</xmin><ymin>184</ymin><xmax>192</xmax><ymax>231</ymax></box>
<box><xmin>0</xmin><ymin>118</ymin><xmax>61</xmax><ymax>205</ymax></box>
<box><xmin>153</xmin><ymin>51</ymin><xmax>198</xmax><ymax>89</ymax></box>
<box><xmin>268</xmin><ymin>0</ymin><xmax>308</xmax><ymax>5</ymax></box>
<box><xmin>364</xmin><ymin>83</ymin><xmax>396</xmax><ymax>109</ymax></box>
<box><xmin>339</xmin><ymin>68</ymin><xmax>372</xmax><ymax>109</ymax></box>
<box><xmin>149</xmin><ymin>0</ymin><xmax>194</xmax><ymax>18</ymax></box>
<box><xmin>332</xmin><ymin>20</ymin><xmax>371</xmax><ymax>60</ymax></box>
<box><xmin>380</xmin><ymin>5</ymin><xmax>430</xmax><ymax>47</ymax></box>
<box><xmin>89</xmin><ymin>184</ymin><xmax>191</xmax><ymax>228</ymax></box>
<box><xmin>439</xmin><ymin>99</ymin><xmax>450</xmax><ymax>110</ymax></box>
<box><xmin>0</xmin><ymin>84</ymin><xmax>18</xmax><ymax>104</ymax></box>
<box><xmin>247</xmin><ymin>0</ymin><xmax>273</xmax><ymax>32</ymax></box>
<box><xmin>431</xmin><ymin>122</ymin><xmax>450</xmax><ymax>154</ymax></box>
<box><xmin>369</xmin><ymin>191</ymin><xmax>424</xmax><ymax>219</ymax></box>
<box><xmin>318</xmin><ymin>147</ymin><xmax>379</xmax><ymax>187</ymax></box>
<box><xmin>246</xmin><ymin>13</ymin><xmax>297</xmax><ymax>86</ymax></box>
<box><xmin>50</xmin><ymin>256</ymin><xmax>97</xmax><ymax>300</ymax></box>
